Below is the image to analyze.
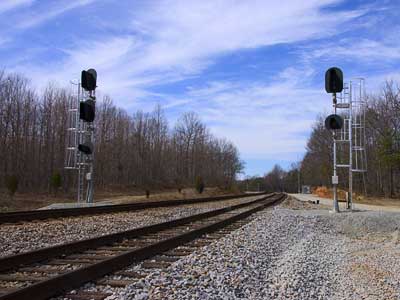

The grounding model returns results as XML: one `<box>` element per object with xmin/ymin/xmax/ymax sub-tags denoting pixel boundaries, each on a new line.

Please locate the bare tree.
<box><xmin>0</xmin><ymin>70</ymin><xmax>244</xmax><ymax>199</ymax></box>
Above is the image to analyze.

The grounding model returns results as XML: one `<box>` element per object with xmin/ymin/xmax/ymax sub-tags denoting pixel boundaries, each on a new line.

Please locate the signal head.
<box><xmin>80</xmin><ymin>99</ymin><xmax>95</xmax><ymax>122</ymax></box>
<box><xmin>325</xmin><ymin>67</ymin><xmax>343</xmax><ymax>93</ymax></box>
<box><xmin>325</xmin><ymin>114</ymin><xmax>343</xmax><ymax>130</ymax></box>
<box><xmin>78</xmin><ymin>142</ymin><xmax>93</xmax><ymax>155</ymax></box>
<box><xmin>81</xmin><ymin>69</ymin><xmax>97</xmax><ymax>91</ymax></box>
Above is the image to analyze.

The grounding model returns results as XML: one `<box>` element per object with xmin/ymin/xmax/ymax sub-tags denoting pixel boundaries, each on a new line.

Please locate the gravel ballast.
<box><xmin>0</xmin><ymin>195</ymin><xmax>264</xmax><ymax>257</ymax></box>
<box><xmin>107</xmin><ymin>197</ymin><xmax>400</xmax><ymax>300</ymax></box>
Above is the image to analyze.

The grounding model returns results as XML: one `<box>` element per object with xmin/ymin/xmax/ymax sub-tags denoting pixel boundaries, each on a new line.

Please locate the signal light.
<box><xmin>80</xmin><ymin>99</ymin><xmax>95</xmax><ymax>122</ymax></box>
<box><xmin>325</xmin><ymin>114</ymin><xmax>343</xmax><ymax>130</ymax></box>
<box><xmin>325</xmin><ymin>67</ymin><xmax>343</xmax><ymax>93</ymax></box>
<box><xmin>81</xmin><ymin>69</ymin><xmax>97</xmax><ymax>91</ymax></box>
<box><xmin>78</xmin><ymin>142</ymin><xmax>93</xmax><ymax>155</ymax></box>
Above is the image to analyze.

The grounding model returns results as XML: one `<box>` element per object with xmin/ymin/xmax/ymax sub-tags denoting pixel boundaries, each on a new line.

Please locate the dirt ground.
<box><xmin>0</xmin><ymin>187</ymin><xmax>235</xmax><ymax>212</ymax></box>
<box><xmin>351</xmin><ymin>196</ymin><xmax>400</xmax><ymax>207</ymax></box>
<box><xmin>313</xmin><ymin>186</ymin><xmax>400</xmax><ymax>208</ymax></box>
<box><xmin>315</xmin><ymin>194</ymin><xmax>400</xmax><ymax>208</ymax></box>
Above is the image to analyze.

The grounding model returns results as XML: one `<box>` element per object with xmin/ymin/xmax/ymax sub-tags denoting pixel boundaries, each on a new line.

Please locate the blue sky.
<box><xmin>1</xmin><ymin>0</ymin><xmax>399</xmax><ymax>177</ymax></box>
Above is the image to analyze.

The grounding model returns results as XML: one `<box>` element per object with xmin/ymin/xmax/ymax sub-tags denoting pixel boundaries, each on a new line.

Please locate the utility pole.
<box><xmin>325</xmin><ymin>67</ymin><xmax>344</xmax><ymax>213</ymax></box>
<box><xmin>332</xmin><ymin>93</ymin><xmax>339</xmax><ymax>213</ymax></box>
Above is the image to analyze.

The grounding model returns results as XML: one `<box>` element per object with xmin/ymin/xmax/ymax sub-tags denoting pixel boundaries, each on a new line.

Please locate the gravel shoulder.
<box><xmin>0</xmin><ymin>195</ymin><xmax>263</xmax><ymax>257</ymax></box>
<box><xmin>109</xmin><ymin>196</ymin><xmax>400</xmax><ymax>300</ymax></box>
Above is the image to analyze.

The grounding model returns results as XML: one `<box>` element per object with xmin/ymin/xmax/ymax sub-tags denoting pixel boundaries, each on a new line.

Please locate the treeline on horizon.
<box><xmin>243</xmin><ymin>81</ymin><xmax>400</xmax><ymax>199</ymax></box>
<box><xmin>0</xmin><ymin>70</ymin><xmax>243</xmax><ymax>196</ymax></box>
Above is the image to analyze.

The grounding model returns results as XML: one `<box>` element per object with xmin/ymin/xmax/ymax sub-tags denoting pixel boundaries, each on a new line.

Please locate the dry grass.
<box><xmin>101</xmin><ymin>187</ymin><xmax>234</xmax><ymax>205</ymax></box>
<box><xmin>353</xmin><ymin>196</ymin><xmax>400</xmax><ymax>207</ymax></box>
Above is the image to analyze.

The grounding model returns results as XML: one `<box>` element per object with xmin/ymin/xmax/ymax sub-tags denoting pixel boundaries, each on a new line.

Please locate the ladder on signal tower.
<box><xmin>335</xmin><ymin>78</ymin><xmax>367</xmax><ymax>209</ymax></box>
<box><xmin>64</xmin><ymin>81</ymin><xmax>92</xmax><ymax>203</ymax></box>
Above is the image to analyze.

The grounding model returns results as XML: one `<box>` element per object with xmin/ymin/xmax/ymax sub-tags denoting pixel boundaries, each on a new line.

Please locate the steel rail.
<box><xmin>0</xmin><ymin>192</ymin><xmax>266</xmax><ymax>224</ymax></box>
<box><xmin>0</xmin><ymin>193</ymin><xmax>274</xmax><ymax>272</ymax></box>
<box><xmin>0</xmin><ymin>193</ymin><xmax>285</xmax><ymax>300</ymax></box>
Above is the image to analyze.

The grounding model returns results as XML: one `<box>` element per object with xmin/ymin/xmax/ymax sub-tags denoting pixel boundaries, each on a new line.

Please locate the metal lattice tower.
<box><xmin>335</xmin><ymin>78</ymin><xmax>367</xmax><ymax>209</ymax></box>
<box><xmin>64</xmin><ymin>81</ymin><xmax>95</xmax><ymax>203</ymax></box>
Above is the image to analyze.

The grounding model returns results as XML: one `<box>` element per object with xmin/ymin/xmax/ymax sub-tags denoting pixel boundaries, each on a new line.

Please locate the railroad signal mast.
<box><xmin>325</xmin><ymin>67</ymin><xmax>367</xmax><ymax>212</ymax></box>
<box><xmin>65</xmin><ymin>69</ymin><xmax>97</xmax><ymax>203</ymax></box>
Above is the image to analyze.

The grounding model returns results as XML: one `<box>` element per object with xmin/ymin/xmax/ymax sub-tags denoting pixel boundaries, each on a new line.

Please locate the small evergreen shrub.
<box><xmin>195</xmin><ymin>176</ymin><xmax>205</xmax><ymax>194</ymax></box>
<box><xmin>50</xmin><ymin>172</ymin><xmax>62</xmax><ymax>194</ymax></box>
<box><xmin>5</xmin><ymin>175</ymin><xmax>19</xmax><ymax>198</ymax></box>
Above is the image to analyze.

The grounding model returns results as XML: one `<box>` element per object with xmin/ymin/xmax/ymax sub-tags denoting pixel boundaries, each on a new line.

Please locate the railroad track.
<box><xmin>0</xmin><ymin>193</ymin><xmax>285</xmax><ymax>300</ymax></box>
<box><xmin>0</xmin><ymin>192</ymin><xmax>266</xmax><ymax>224</ymax></box>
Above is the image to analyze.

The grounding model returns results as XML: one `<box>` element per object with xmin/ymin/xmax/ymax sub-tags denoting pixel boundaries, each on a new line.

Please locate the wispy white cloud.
<box><xmin>308</xmin><ymin>38</ymin><xmax>400</xmax><ymax>62</ymax></box>
<box><xmin>0</xmin><ymin>0</ymin><xmax>34</xmax><ymax>14</ymax></box>
<box><xmin>16</xmin><ymin>0</ymin><xmax>365</xmax><ymax>99</ymax></box>
<box><xmin>0</xmin><ymin>0</ymin><xmax>98</xmax><ymax>50</ymax></box>
<box><xmin>363</xmin><ymin>72</ymin><xmax>400</xmax><ymax>93</ymax></box>
<box><xmin>16</xmin><ymin>0</ymin><xmax>97</xmax><ymax>29</ymax></box>
<box><xmin>151</xmin><ymin>65</ymin><xmax>327</xmax><ymax>161</ymax></box>
<box><xmin>0</xmin><ymin>36</ymin><xmax>11</xmax><ymax>46</ymax></box>
<box><xmin>124</xmin><ymin>0</ymin><xmax>364</xmax><ymax>77</ymax></box>
<box><xmin>6</xmin><ymin>0</ymin><xmax>394</xmax><ymax>174</ymax></box>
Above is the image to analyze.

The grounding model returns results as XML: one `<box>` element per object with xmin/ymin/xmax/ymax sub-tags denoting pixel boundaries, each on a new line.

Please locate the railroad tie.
<box><xmin>66</xmin><ymin>291</ymin><xmax>112</xmax><ymax>300</ymax></box>
<box><xmin>66</xmin><ymin>254</ymin><xmax>111</xmax><ymax>261</ymax></box>
<box><xmin>0</xmin><ymin>274</ymin><xmax>48</xmax><ymax>283</ymax></box>
<box><xmin>152</xmin><ymin>255</ymin><xmax>180</xmax><ymax>262</ymax></box>
<box><xmin>96</xmin><ymin>278</ymin><xmax>136</xmax><ymax>288</ymax></box>
<box><xmin>19</xmin><ymin>265</ymin><xmax>68</xmax><ymax>273</ymax></box>
<box><xmin>0</xmin><ymin>288</ymin><xmax>18</xmax><ymax>297</ymax></box>
<box><xmin>48</xmin><ymin>259</ymin><xmax>93</xmax><ymax>265</ymax></box>
<box><xmin>114</xmin><ymin>270</ymin><xmax>147</xmax><ymax>278</ymax></box>
<box><xmin>97</xmin><ymin>246</ymin><xmax>133</xmax><ymax>252</ymax></box>
<box><xmin>164</xmin><ymin>250</ymin><xmax>192</xmax><ymax>256</ymax></box>
<box><xmin>141</xmin><ymin>260</ymin><xmax>171</xmax><ymax>269</ymax></box>
<box><xmin>83</xmin><ymin>249</ymin><xmax>125</xmax><ymax>255</ymax></box>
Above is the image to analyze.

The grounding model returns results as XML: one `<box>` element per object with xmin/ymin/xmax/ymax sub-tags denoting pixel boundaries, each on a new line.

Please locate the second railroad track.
<box><xmin>0</xmin><ymin>192</ymin><xmax>266</xmax><ymax>224</ymax></box>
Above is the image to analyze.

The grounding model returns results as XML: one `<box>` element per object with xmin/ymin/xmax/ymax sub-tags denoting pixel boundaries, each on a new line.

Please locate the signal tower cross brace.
<box><xmin>65</xmin><ymin>69</ymin><xmax>97</xmax><ymax>203</ymax></box>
